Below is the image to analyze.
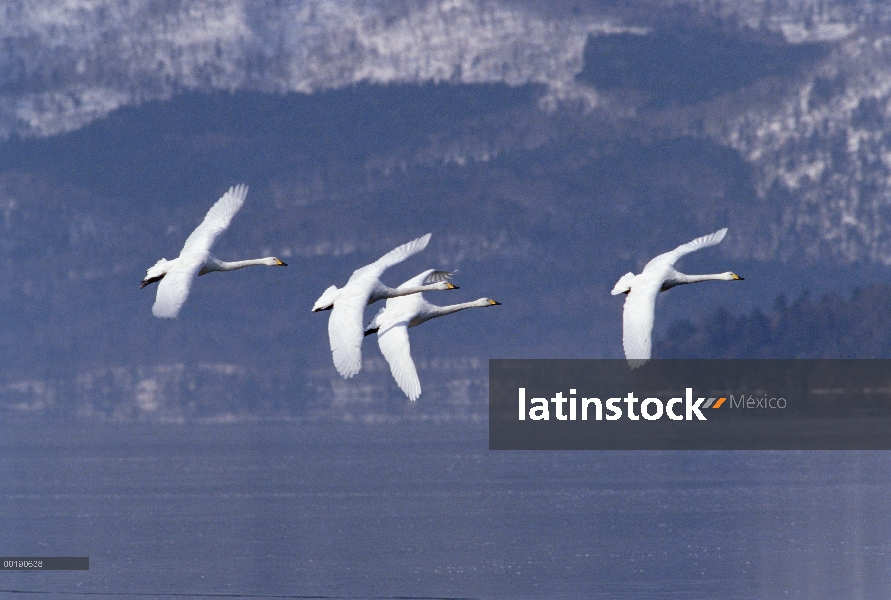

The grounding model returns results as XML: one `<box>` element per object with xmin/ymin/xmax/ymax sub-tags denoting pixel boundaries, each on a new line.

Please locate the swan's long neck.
<box><xmin>200</xmin><ymin>257</ymin><xmax>277</xmax><ymax>274</ymax></box>
<box><xmin>369</xmin><ymin>283</ymin><xmax>448</xmax><ymax>304</ymax></box>
<box><xmin>413</xmin><ymin>299</ymin><xmax>492</xmax><ymax>326</ymax></box>
<box><xmin>661</xmin><ymin>272</ymin><xmax>733</xmax><ymax>291</ymax></box>
<box><xmin>218</xmin><ymin>258</ymin><xmax>273</xmax><ymax>270</ymax></box>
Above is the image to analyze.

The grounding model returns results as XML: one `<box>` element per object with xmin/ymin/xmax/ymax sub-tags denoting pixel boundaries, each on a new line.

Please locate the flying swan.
<box><xmin>611</xmin><ymin>227</ymin><xmax>742</xmax><ymax>368</ymax></box>
<box><xmin>141</xmin><ymin>184</ymin><xmax>287</xmax><ymax>318</ymax></box>
<box><xmin>363</xmin><ymin>269</ymin><xmax>501</xmax><ymax>401</ymax></box>
<box><xmin>312</xmin><ymin>234</ymin><xmax>457</xmax><ymax>379</ymax></box>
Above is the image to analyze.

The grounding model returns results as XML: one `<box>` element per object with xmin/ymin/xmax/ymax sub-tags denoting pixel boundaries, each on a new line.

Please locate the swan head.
<box><xmin>486</xmin><ymin>299</ymin><xmax>501</xmax><ymax>306</ymax></box>
<box><xmin>269</xmin><ymin>257</ymin><xmax>287</xmax><ymax>266</ymax></box>
<box><xmin>140</xmin><ymin>258</ymin><xmax>170</xmax><ymax>289</ymax></box>
<box><xmin>725</xmin><ymin>272</ymin><xmax>744</xmax><ymax>281</ymax></box>
<box><xmin>429</xmin><ymin>281</ymin><xmax>458</xmax><ymax>291</ymax></box>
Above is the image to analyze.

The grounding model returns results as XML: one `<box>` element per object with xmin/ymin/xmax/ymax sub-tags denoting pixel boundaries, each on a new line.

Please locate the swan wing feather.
<box><xmin>152</xmin><ymin>254</ymin><xmax>205</xmax><ymax>318</ymax></box>
<box><xmin>644</xmin><ymin>228</ymin><xmax>727</xmax><ymax>270</ymax></box>
<box><xmin>397</xmin><ymin>268</ymin><xmax>454</xmax><ymax>289</ymax></box>
<box><xmin>180</xmin><ymin>184</ymin><xmax>249</xmax><ymax>256</ymax></box>
<box><xmin>377</xmin><ymin>322</ymin><xmax>421</xmax><ymax>401</ymax></box>
<box><xmin>622</xmin><ymin>275</ymin><xmax>662</xmax><ymax>368</ymax></box>
<box><xmin>350</xmin><ymin>233</ymin><xmax>431</xmax><ymax>281</ymax></box>
<box><xmin>422</xmin><ymin>270</ymin><xmax>453</xmax><ymax>285</ymax></box>
<box><xmin>328</xmin><ymin>292</ymin><xmax>367</xmax><ymax>378</ymax></box>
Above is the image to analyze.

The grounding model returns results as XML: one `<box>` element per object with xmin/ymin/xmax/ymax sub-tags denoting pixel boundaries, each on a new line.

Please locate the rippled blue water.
<box><xmin>1</xmin><ymin>419</ymin><xmax>889</xmax><ymax>599</ymax></box>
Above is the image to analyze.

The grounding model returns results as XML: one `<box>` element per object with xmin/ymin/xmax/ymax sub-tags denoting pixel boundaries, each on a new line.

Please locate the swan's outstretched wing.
<box><xmin>180</xmin><ymin>184</ymin><xmax>249</xmax><ymax>255</ymax></box>
<box><xmin>421</xmin><ymin>270</ymin><xmax>453</xmax><ymax>285</ymax></box>
<box><xmin>622</xmin><ymin>275</ymin><xmax>662</xmax><ymax>368</ymax></box>
<box><xmin>393</xmin><ymin>268</ymin><xmax>454</xmax><ymax>290</ymax></box>
<box><xmin>328</xmin><ymin>293</ymin><xmax>367</xmax><ymax>378</ymax></box>
<box><xmin>644</xmin><ymin>228</ymin><xmax>728</xmax><ymax>270</ymax></box>
<box><xmin>350</xmin><ymin>233</ymin><xmax>432</xmax><ymax>281</ymax></box>
<box><xmin>152</xmin><ymin>255</ymin><xmax>205</xmax><ymax>318</ymax></box>
<box><xmin>377</xmin><ymin>322</ymin><xmax>421</xmax><ymax>401</ymax></box>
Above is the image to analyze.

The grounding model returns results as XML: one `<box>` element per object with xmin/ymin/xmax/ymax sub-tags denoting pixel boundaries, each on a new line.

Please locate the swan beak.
<box><xmin>275</xmin><ymin>259</ymin><xmax>287</xmax><ymax>266</ymax></box>
<box><xmin>732</xmin><ymin>273</ymin><xmax>744</xmax><ymax>280</ymax></box>
<box><xmin>488</xmin><ymin>299</ymin><xmax>501</xmax><ymax>306</ymax></box>
<box><xmin>446</xmin><ymin>282</ymin><xmax>458</xmax><ymax>289</ymax></box>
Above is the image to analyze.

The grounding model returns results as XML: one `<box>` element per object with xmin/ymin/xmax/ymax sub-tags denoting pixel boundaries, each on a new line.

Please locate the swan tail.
<box><xmin>611</xmin><ymin>272</ymin><xmax>636</xmax><ymax>295</ymax></box>
<box><xmin>365</xmin><ymin>306</ymin><xmax>387</xmax><ymax>335</ymax></box>
<box><xmin>312</xmin><ymin>285</ymin><xmax>339</xmax><ymax>312</ymax></box>
<box><xmin>144</xmin><ymin>258</ymin><xmax>170</xmax><ymax>280</ymax></box>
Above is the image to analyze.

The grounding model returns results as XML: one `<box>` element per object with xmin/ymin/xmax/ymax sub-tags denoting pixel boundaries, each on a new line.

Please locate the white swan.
<box><xmin>312</xmin><ymin>234</ymin><xmax>457</xmax><ymax>379</ymax></box>
<box><xmin>611</xmin><ymin>228</ymin><xmax>742</xmax><ymax>368</ymax></box>
<box><xmin>364</xmin><ymin>269</ymin><xmax>501</xmax><ymax>401</ymax></box>
<box><xmin>141</xmin><ymin>184</ymin><xmax>287</xmax><ymax>319</ymax></box>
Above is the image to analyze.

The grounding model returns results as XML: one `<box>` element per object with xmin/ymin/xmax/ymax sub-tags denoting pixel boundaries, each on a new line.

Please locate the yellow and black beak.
<box><xmin>446</xmin><ymin>282</ymin><xmax>458</xmax><ymax>289</ymax></box>
<box><xmin>488</xmin><ymin>299</ymin><xmax>502</xmax><ymax>305</ymax></box>
<box><xmin>732</xmin><ymin>273</ymin><xmax>744</xmax><ymax>280</ymax></box>
<box><xmin>275</xmin><ymin>259</ymin><xmax>287</xmax><ymax>266</ymax></box>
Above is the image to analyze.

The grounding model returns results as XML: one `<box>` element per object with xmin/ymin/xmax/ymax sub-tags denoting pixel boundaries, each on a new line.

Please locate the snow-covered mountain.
<box><xmin>5</xmin><ymin>0</ymin><xmax>891</xmax><ymax>261</ymax></box>
<box><xmin>0</xmin><ymin>0</ymin><xmax>636</xmax><ymax>138</ymax></box>
<box><xmin>1</xmin><ymin>0</ymin><xmax>887</xmax><ymax>133</ymax></box>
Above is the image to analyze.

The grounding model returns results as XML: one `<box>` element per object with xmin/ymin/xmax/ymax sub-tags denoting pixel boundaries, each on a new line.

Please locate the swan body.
<box><xmin>364</xmin><ymin>269</ymin><xmax>501</xmax><ymax>401</ymax></box>
<box><xmin>312</xmin><ymin>234</ymin><xmax>458</xmax><ymax>379</ymax></box>
<box><xmin>141</xmin><ymin>184</ymin><xmax>287</xmax><ymax>319</ymax></box>
<box><xmin>612</xmin><ymin>228</ymin><xmax>742</xmax><ymax>368</ymax></box>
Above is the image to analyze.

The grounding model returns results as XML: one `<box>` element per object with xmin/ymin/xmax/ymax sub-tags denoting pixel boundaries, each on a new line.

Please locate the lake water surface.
<box><xmin>1</xmin><ymin>418</ymin><xmax>889</xmax><ymax>599</ymax></box>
